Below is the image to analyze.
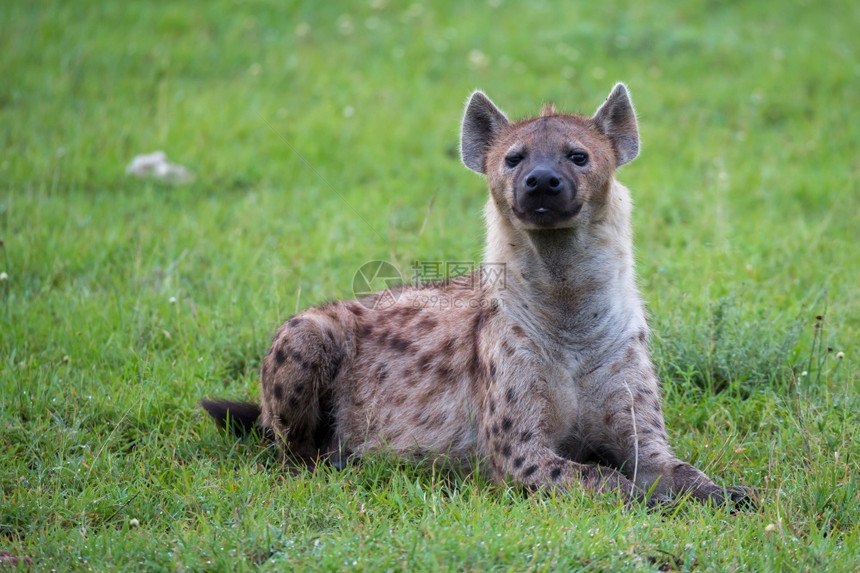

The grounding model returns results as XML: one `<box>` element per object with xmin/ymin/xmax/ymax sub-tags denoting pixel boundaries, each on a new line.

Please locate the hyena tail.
<box><xmin>200</xmin><ymin>399</ymin><xmax>262</xmax><ymax>437</ymax></box>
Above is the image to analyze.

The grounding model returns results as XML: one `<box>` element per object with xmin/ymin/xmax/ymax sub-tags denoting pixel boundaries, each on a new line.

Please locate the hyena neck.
<box><xmin>483</xmin><ymin>181</ymin><xmax>644</xmax><ymax>336</ymax></box>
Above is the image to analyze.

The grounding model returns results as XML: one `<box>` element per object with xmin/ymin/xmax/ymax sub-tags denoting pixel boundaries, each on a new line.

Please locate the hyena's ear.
<box><xmin>592</xmin><ymin>83</ymin><xmax>640</xmax><ymax>166</ymax></box>
<box><xmin>460</xmin><ymin>91</ymin><xmax>510</xmax><ymax>174</ymax></box>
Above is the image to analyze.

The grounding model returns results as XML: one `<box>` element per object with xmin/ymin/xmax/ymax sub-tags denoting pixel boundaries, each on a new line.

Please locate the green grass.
<box><xmin>1</xmin><ymin>0</ymin><xmax>858</xmax><ymax>570</ymax></box>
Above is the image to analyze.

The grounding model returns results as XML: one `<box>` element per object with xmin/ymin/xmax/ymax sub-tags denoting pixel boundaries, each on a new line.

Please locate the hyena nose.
<box><xmin>524</xmin><ymin>168</ymin><xmax>563</xmax><ymax>196</ymax></box>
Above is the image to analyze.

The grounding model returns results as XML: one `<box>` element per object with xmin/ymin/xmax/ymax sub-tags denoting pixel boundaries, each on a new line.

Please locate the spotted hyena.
<box><xmin>203</xmin><ymin>84</ymin><xmax>755</xmax><ymax>507</ymax></box>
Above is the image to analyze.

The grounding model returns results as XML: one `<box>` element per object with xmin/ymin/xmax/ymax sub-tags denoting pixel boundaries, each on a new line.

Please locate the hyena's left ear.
<box><xmin>461</xmin><ymin>91</ymin><xmax>510</xmax><ymax>174</ymax></box>
<box><xmin>592</xmin><ymin>83</ymin><xmax>640</xmax><ymax>166</ymax></box>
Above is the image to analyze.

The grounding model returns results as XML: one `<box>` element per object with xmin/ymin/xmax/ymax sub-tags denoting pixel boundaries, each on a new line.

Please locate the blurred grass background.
<box><xmin>1</xmin><ymin>0</ymin><xmax>858</xmax><ymax>570</ymax></box>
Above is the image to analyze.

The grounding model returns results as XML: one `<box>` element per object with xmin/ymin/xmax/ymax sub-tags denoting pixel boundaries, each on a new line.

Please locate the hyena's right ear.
<box><xmin>460</xmin><ymin>91</ymin><xmax>510</xmax><ymax>174</ymax></box>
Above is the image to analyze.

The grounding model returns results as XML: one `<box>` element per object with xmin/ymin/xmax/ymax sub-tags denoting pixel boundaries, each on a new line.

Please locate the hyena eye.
<box><xmin>505</xmin><ymin>154</ymin><xmax>523</xmax><ymax>168</ymax></box>
<box><xmin>568</xmin><ymin>151</ymin><xmax>589</xmax><ymax>166</ymax></box>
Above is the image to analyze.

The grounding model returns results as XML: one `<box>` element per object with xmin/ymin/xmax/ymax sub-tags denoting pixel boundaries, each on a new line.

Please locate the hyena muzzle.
<box><xmin>202</xmin><ymin>84</ymin><xmax>756</xmax><ymax>509</ymax></box>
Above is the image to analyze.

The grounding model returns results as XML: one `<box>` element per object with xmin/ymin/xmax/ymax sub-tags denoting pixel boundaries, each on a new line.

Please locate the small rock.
<box><xmin>126</xmin><ymin>151</ymin><xmax>192</xmax><ymax>183</ymax></box>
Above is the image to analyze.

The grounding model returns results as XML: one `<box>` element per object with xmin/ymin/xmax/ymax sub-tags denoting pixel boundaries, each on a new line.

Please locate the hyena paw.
<box><xmin>704</xmin><ymin>485</ymin><xmax>759</xmax><ymax>512</ymax></box>
<box><xmin>601</xmin><ymin>469</ymin><xmax>669</xmax><ymax>508</ymax></box>
<box><xmin>585</xmin><ymin>465</ymin><xmax>648</xmax><ymax>503</ymax></box>
<box><xmin>723</xmin><ymin>485</ymin><xmax>759</xmax><ymax>511</ymax></box>
<box><xmin>644</xmin><ymin>492</ymin><xmax>675</xmax><ymax>511</ymax></box>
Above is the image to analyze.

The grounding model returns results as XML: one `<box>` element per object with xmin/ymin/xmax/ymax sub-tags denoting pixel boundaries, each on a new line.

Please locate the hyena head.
<box><xmin>460</xmin><ymin>84</ymin><xmax>639</xmax><ymax>231</ymax></box>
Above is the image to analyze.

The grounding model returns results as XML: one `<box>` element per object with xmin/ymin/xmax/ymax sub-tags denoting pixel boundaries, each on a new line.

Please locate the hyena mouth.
<box><xmin>513</xmin><ymin>202</ymin><xmax>583</xmax><ymax>227</ymax></box>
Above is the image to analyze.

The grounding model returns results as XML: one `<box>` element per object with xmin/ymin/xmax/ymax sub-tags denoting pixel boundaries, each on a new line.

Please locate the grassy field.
<box><xmin>1</xmin><ymin>0</ymin><xmax>858</xmax><ymax>570</ymax></box>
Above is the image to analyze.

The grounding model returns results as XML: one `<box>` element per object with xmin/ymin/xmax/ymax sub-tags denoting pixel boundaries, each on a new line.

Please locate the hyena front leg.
<box><xmin>260</xmin><ymin>306</ymin><xmax>354</xmax><ymax>464</ymax></box>
<box><xmin>592</xmin><ymin>364</ymin><xmax>757</xmax><ymax>508</ymax></box>
<box><xmin>480</xmin><ymin>376</ymin><xmax>661</xmax><ymax>505</ymax></box>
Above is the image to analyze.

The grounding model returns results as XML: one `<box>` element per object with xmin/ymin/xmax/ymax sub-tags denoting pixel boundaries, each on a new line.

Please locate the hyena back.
<box><xmin>203</xmin><ymin>84</ymin><xmax>755</xmax><ymax>508</ymax></box>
